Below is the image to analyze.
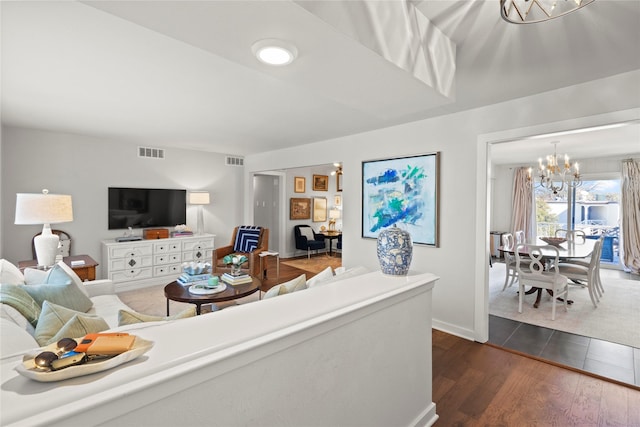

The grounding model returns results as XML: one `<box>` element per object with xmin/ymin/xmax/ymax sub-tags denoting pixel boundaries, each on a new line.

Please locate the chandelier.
<box><xmin>530</xmin><ymin>141</ymin><xmax>582</xmax><ymax>194</ymax></box>
<box><xmin>500</xmin><ymin>0</ymin><xmax>596</xmax><ymax>24</ymax></box>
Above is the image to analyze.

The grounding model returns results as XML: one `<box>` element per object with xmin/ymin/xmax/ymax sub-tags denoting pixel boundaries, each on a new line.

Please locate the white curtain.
<box><xmin>510</xmin><ymin>167</ymin><xmax>535</xmax><ymax>242</ymax></box>
<box><xmin>621</xmin><ymin>159</ymin><xmax>640</xmax><ymax>274</ymax></box>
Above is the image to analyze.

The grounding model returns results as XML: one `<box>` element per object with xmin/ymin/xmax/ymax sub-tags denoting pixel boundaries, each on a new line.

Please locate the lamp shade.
<box><xmin>329</xmin><ymin>209</ymin><xmax>341</xmax><ymax>220</ymax></box>
<box><xmin>188</xmin><ymin>192</ymin><xmax>210</xmax><ymax>205</ymax></box>
<box><xmin>15</xmin><ymin>191</ymin><xmax>73</xmax><ymax>225</ymax></box>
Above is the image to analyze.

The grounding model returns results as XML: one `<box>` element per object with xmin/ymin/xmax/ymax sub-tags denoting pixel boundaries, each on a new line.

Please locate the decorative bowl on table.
<box><xmin>182</xmin><ymin>261</ymin><xmax>211</xmax><ymax>275</ymax></box>
<box><xmin>540</xmin><ymin>237</ymin><xmax>567</xmax><ymax>247</ymax></box>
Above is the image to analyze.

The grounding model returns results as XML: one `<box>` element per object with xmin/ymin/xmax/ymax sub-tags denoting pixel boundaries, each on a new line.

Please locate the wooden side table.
<box><xmin>259</xmin><ymin>251</ymin><xmax>279</xmax><ymax>280</ymax></box>
<box><xmin>18</xmin><ymin>255</ymin><xmax>99</xmax><ymax>281</ymax></box>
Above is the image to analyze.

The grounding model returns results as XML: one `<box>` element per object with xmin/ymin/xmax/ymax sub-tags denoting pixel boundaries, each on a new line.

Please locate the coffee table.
<box><xmin>164</xmin><ymin>276</ymin><xmax>261</xmax><ymax>315</ymax></box>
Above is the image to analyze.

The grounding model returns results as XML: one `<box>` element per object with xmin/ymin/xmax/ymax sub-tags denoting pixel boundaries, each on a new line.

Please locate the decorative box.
<box><xmin>143</xmin><ymin>228</ymin><xmax>169</xmax><ymax>239</ymax></box>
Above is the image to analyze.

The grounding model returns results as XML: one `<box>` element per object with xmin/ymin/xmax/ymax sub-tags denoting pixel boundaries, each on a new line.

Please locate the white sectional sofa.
<box><xmin>0</xmin><ymin>260</ymin><xmax>133</xmax><ymax>358</ymax></box>
<box><xmin>1</xmin><ymin>259</ymin><xmax>439</xmax><ymax>427</ymax></box>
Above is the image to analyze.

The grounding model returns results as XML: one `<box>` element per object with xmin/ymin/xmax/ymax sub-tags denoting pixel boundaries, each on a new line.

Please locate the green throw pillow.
<box><xmin>34</xmin><ymin>301</ymin><xmax>108</xmax><ymax>346</ymax></box>
<box><xmin>117</xmin><ymin>307</ymin><xmax>197</xmax><ymax>326</ymax></box>
<box><xmin>284</xmin><ymin>274</ymin><xmax>307</xmax><ymax>293</ymax></box>
<box><xmin>23</xmin><ymin>264</ymin><xmax>93</xmax><ymax>313</ymax></box>
<box><xmin>0</xmin><ymin>283</ymin><xmax>41</xmax><ymax>326</ymax></box>
<box><xmin>48</xmin><ymin>314</ymin><xmax>110</xmax><ymax>346</ymax></box>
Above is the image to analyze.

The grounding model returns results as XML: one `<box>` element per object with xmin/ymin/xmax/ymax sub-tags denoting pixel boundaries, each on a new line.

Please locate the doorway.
<box><xmin>253</xmin><ymin>174</ymin><xmax>281</xmax><ymax>252</ymax></box>
<box><xmin>482</xmin><ymin>118</ymin><xmax>639</xmax><ymax>341</ymax></box>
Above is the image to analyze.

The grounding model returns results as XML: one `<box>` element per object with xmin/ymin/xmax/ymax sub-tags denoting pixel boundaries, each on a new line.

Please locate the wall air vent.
<box><xmin>138</xmin><ymin>146</ymin><xmax>165</xmax><ymax>159</ymax></box>
<box><xmin>225</xmin><ymin>156</ymin><xmax>244</xmax><ymax>167</ymax></box>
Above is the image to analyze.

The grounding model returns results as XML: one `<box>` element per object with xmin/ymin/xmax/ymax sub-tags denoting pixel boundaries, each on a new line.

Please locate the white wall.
<box><xmin>245</xmin><ymin>70</ymin><xmax>640</xmax><ymax>341</ymax></box>
<box><xmin>0</xmin><ymin>127</ymin><xmax>244</xmax><ymax>277</ymax></box>
<box><xmin>2</xmin><ymin>70</ymin><xmax>638</xmax><ymax>341</ymax></box>
<box><xmin>282</xmin><ymin>165</ymin><xmax>342</xmax><ymax>258</ymax></box>
<box><xmin>0</xmin><ymin>126</ymin><xmax>3</xmax><ymax>259</ymax></box>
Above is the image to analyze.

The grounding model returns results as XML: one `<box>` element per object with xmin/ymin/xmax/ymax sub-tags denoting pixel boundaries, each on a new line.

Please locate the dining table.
<box><xmin>498</xmin><ymin>237</ymin><xmax>596</xmax><ymax>308</ymax></box>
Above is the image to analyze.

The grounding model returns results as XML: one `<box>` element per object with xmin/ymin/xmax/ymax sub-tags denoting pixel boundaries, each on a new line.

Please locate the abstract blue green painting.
<box><xmin>362</xmin><ymin>152</ymin><xmax>440</xmax><ymax>246</ymax></box>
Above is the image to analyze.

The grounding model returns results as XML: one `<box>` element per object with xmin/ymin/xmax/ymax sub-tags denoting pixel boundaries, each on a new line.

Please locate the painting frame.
<box><xmin>361</xmin><ymin>152</ymin><xmax>440</xmax><ymax>247</ymax></box>
<box><xmin>313</xmin><ymin>174</ymin><xmax>329</xmax><ymax>191</ymax></box>
<box><xmin>294</xmin><ymin>176</ymin><xmax>306</xmax><ymax>193</ymax></box>
<box><xmin>336</xmin><ymin>172</ymin><xmax>343</xmax><ymax>192</ymax></box>
<box><xmin>313</xmin><ymin>197</ymin><xmax>327</xmax><ymax>222</ymax></box>
<box><xmin>290</xmin><ymin>198</ymin><xmax>311</xmax><ymax>220</ymax></box>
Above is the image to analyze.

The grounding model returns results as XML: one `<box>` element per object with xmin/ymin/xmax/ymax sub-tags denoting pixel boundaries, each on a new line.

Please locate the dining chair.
<box><xmin>515</xmin><ymin>243</ymin><xmax>569</xmax><ymax>320</ymax></box>
<box><xmin>555</xmin><ymin>229</ymin><xmax>586</xmax><ymax>244</ymax></box>
<box><xmin>555</xmin><ymin>236</ymin><xmax>604</xmax><ymax>307</ymax></box>
<box><xmin>501</xmin><ymin>233</ymin><xmax>518</xmax><ymax>291</ymax></box>
<box><xmin>515</xmin><ymin>230</ymin><xmax>525</xmax><ymax>245</ymax></box>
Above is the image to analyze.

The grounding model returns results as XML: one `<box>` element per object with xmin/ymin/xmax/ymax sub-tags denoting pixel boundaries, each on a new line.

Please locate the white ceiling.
<box><xmin>1</xmin><ymin>0</ymin><xmax>639</xmax><ymax>159</ymax></box>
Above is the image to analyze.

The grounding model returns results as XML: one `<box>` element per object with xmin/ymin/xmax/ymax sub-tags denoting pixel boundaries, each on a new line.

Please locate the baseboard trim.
<box><xmin>410</xmin><ymin>402</ymin><xmax>438</xmax><ymax>427</ymax></box>
<box><xmin>432</xmin><ymin>319</ymin><xmax>476</xmax><ymax>342</ymax></box>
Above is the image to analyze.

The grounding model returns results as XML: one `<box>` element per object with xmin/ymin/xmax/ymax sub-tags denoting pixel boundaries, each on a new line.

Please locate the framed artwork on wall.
<box><xmin>337</xmin><ymin>173</ymin><xmax>343</xmax><ymax>192</ymax></box>
<box><xmin>334</xmin><ymin>194</ymin><xmax>342</xmax><ymax>206</ymax></box>
<box><xmin>290</xmin><ymin>198</ymin><xmax>311</xmax><ymax>220</ymax></box>
<box><xmin>313</xmin><ymin>174</ymin><xmax>329</xmax><ymax>191</ymax></box>
<box><xmin>361</xmin><ymin>152</ymin><xmax>440</xmax><ymax>246</ymax></box>
<box><xmin>313</xmin><ymin>197</ymin><xmax>327</xmax><ymax>222</ymax></box>
<box><xmin>294</xmin><ymin>177</ymin><xmax>305</xmax><ymax>193</ymax></box>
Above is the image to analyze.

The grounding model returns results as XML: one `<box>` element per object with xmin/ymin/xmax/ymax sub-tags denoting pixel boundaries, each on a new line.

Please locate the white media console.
<box><xmin>101</xmin><ymin>234</ymin><xmax>215</xmax><ymax>291</ymax></box>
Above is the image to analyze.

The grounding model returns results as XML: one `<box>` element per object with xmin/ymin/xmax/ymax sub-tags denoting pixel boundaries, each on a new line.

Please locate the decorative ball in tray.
<box><xmin>540</xmin><ymin>237</ymin><xmax>567</xmax><ymax>247</ymax></box>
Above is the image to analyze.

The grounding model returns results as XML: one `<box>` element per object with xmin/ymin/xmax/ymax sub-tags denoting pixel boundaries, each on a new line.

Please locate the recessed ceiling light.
<box><xmin>252</xmin><ymin>39</ymin><xmax>298</xmax><ymax>66</ymax></box>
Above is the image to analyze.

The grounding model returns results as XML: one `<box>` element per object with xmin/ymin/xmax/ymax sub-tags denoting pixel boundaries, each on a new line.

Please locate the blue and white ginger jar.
<box><xmin>376</xmin><ymin>226</ymin><xmax>413</xmax><ymax>275</ymax></box>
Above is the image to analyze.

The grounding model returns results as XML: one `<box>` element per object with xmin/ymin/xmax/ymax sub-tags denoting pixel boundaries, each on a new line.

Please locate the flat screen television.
<box><xmin>108</xmin><ymin>187</ymin><xmax>186</xmax><ymax>230</ymax></box>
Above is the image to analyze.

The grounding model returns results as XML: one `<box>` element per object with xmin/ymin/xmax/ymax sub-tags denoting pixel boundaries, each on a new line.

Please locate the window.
<box><xmin>535</xmin><ymin>177</ymin><xmax>620</xmax><ymax>265</ymax></box>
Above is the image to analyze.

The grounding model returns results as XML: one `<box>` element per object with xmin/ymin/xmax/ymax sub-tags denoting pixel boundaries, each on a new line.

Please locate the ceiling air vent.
<box><xmin>138</xmin><ymin>146</ymin><xmax>165</xmax><ymax>159</ymax></box>
<box><xmin>225</xmin><ymin>156</ymin><xmax>244</xmax><ymax>167</ymax></box>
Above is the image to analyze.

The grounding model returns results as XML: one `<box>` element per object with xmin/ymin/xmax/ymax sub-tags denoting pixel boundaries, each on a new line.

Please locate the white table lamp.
<box><xmin>15</xmin><ymin>189</ymin><xmax>73</xmax><ymax>267</ymax></box>
<box><xmin>328</xmin><ymin>209</ymin><xmax>341</xmax><ymax>231</ymax></box>
<box><xmin>189</xmin><ymin>191</ymin><xmax>210</xmax><ymax>235</ymax></box>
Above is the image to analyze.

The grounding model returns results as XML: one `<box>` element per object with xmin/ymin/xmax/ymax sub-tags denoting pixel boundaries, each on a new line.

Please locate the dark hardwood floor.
<box><xmin>261</xmin><ymin>254</ymin><xmax>338</xmax><ymax>291</ymax></box>
<box><xmin>433</xmin><ymin>330</ymin><xmax>640</xmax><ymax>426</ymax></box>
<box><xmin>268</xmin><ymin>257</ymin><xmax>640</xmax><ymax>425</ymax></box>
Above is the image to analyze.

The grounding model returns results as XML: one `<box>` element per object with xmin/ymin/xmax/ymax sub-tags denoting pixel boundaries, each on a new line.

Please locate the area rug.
<box><xmin>118</xmin><ymin>284</ymin><xmax>259</xmax><ymax>318</ymax></box>
<box><xmin>281</xmin><ymin>256</ymin><xmax>342</xmax><ymax>275</ymax></box>
<box><xmin>489</xmin><ymin>262</ymin><xmax>640</xmax><ymax>348</ymax></box>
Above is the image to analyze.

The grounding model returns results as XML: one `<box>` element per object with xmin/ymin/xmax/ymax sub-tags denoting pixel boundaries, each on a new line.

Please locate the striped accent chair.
<box><xmin>213</xmin><ymin>226</ymin><xmax>269</xmax><ymax>278</ymax></box>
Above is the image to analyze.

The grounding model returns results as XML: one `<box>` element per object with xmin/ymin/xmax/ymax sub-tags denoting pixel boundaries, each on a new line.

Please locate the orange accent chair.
<box><xmin>213</xmin><ymin>226</ymin><xmax>269</xmax><ymax>278</ymax></box>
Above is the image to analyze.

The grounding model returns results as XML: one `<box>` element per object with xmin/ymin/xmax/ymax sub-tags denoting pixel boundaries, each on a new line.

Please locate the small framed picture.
<box><xmin>313</xmin><ymin>174</ymin><xmax>329</xmax><ymax>191</ymax></box>
<box><xmin>290</xmin><ymin>198</ymin><xmax>311</xmax><ymax>220</ymax></box>
<box><xmin>313</xmin><ymin>197</ymin><xmax>327</xmax><ymax>222</ymax></box>
<box><xmin>294</xmin><ymin>177</ymin><xmax>305</xmax><ymax>193</ymax></box>
<box><xmin>334</xmin><ymin>194</ymin><xmax>342</xmax><ymax>206</ymax></box>
<box><xmin>337</xmin><ymin>173</ymin><xmax>343</xmax><ymax>192</ymax></box>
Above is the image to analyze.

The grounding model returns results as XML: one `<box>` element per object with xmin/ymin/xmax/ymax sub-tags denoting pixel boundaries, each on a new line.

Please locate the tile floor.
<box><xmin>489</xmin><ymin>314</ymin><xmax>640</xmax><ymax>388</ymax></box>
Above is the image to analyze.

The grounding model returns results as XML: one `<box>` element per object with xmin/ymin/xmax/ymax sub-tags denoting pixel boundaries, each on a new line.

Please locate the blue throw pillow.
<box><xmin>233</xmin><ymin>226</ymin><xmax>261</xmax><ymax>253</ymax></box>
<box><xmin>22</xmin><ymin>264</ymin><xmax>93</xmax><ymax>313</ymax></box>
